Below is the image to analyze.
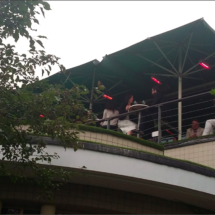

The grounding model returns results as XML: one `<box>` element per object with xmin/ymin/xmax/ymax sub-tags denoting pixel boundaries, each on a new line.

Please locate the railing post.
<box><xmin>107</xmin><ymin>120</ymin><xmax>110</xmax><ymax>130</ymax></box>
<box><xmin>178</xmin><ymin>76</ymin><xmax>182</xmax><ymax>140</ymax></box>
<box><xmin>158</xmin><ymin>105</ymin><xmax>162</xmax><ymax>144</ymax></box>
<box><xmin>137</xmin><ymin>111</ymin><xmax>141</xmax><ymax>138</ymax></box>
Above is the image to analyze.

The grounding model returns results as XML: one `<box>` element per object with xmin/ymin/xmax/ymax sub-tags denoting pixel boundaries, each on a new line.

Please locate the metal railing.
<box><xmin>88</xmin><ymin>91</ymin><xmax>213</xmax><ymax>144</ymax></box>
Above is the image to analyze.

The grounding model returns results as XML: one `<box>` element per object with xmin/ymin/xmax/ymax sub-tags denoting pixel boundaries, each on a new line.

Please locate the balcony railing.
<box><xmin>88</xmin><ymin>91</ymin><xmax>213</xmax><ymax>144</ymax></box>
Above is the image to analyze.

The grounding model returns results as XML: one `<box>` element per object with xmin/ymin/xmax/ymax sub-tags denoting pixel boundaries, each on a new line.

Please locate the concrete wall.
<box><xmin>1</xmin><ymin>137</ymin><xmax>215</xmax><ymax>212</ymax></box>
<box><xmin>79</xmin><ymin>131</ymin><xmax>215</xmax><ymax>170</ymax></box>
<box><xmin>15</xmin><ymin>126</ymin><xmax>163</xmax><ymax>155</ymax></box>
<box><xmin>36</xmin><ymin>145</ymin><xmax>215</xmax><ymax>197</ymax></box>
<box><xmin>78</xmin><ymin>131</ymin><xmax>163</xmax><ymax>155</ymax></box>
<box><xmin>0</xmin><ymin>181</ymin><xmax>198</xmax><ymax>214</ymax></box>
<box><xmin>164</xmin><ymin>141</ymin><xmax>215</xmax><ymax>169</ymax></box>
<box><xmin>1</xmin><ymin>143</ymin><xmax>215</xmax><ymax>212</ymax></box>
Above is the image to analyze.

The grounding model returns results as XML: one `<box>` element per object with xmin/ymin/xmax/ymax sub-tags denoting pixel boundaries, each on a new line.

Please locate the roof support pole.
<box><xmin>178</xmin><ymin>33</ymin><xmax>191</xmax><ymax>140</ymax></box>
<box><xmin>152</xmin><ymin>41</ymin><xmax>179</xmax><ymax>74</ymax></box>
<box><xmin>135</xmin><ymin>54</ymin><xmax>177</xmax><ymax>76</ymax></box>
<box><xmin>143</xmin><ymin>47</ymin><xmax>177</xmax><ymax>70</ymax></box>
<box><xmin>184</xmin><ymin>51</ymin><xmax>215</xmax><ymax>75</ymax></box>
<box><xmin>181</xmin><ymin>32</ymin><xmax>193</xmax><ymax>72</ymax></box>
<box><xmin>80</xmin><ymin>97</ymin><xmax>90</xmax><ymax>102</ymax></box>
<box><xmin>142</xmin><ymin>73</ymin><xmax>177</xmax><ymax>77</ymax></box>
<box><xmin>178</xmin><ymin>76</ymin><xmax>182</xmax><ymax>140</ymax></box>
<box><xmin>178</xmin><ymin>47</ymin><xmax>182</xmax><ymax>140</ymax></box>
<box><xmin>63</xmin><ymin>73</ymin><xmax>90</xmax><ymax>103</ymax></box>
<box><xmin>89</xmin><ymin>68</ymin><xmax>96</xmax><ymax>110</ymax></box>
<box><xmin>184</xmin><ymin>64</ymin><xmax>215</xmax><ymax>76</ymax></box>
<box><xmin>94</xmin><ymin>80</ymin><xmax>123</xmax><ymax>102</ymax></box>
<box><xmin>97</xmin><ymin>89</ymin><xmax>130</xmax><ymax>102</ymax></box>
<box><xmin>188</xmin><ymin>47</ymin><xmax>215</xmax><ymax>59</ymax></box>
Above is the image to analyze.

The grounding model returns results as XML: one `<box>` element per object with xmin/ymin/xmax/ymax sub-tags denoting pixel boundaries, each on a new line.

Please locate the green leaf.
<box><xmin>38</xmin><ymin>35</ymin><xmax>47</xmax><ymax>39</ymax></box>
<box><xmin>210</xmin><ymin>89</ymin><xmax>215</xmax><ymax>96</ymax></box>
<box><xmin>21</xmin><ymin>4</ymin><xmax>28</xmax><ymax>12</ymax></box>
<box><xmin>36</xmin><ymin>40</ymin><xmax>44</xmax><ymax>48</ymax></box>
<box><xmin>15</xmin><ymin>76</ymin><xmax>20</xmax><ymax>82</ymax></box>
<box><xmin>98</xmin><ymin>85</ymin><xmax>105</xmax><ymax>90</ymax></box>
<box><xmin>13</xmin><ymin>30</ymin><xmax>19</xmax><ymax>42</ymax></box>
<box><xmin>45</xmin><ymin>69</ymin><xmax>50</xmax><ymax>76</ymax></box>
<box><xmin>33</xmin><ymin>19</ymin><xmax>39</xmax><ymax>24</ymax></box>
<box><xmin>41</xmin><ymin>2</ymin><xmax>51</xmax><ymax>10</ymax></box>
<box><xmin>40</xmin><ymin>7</ymin><xmax>45</xmax><ymax>17</ymax></box>
<box><xmin>55</xmin><ymin>96</ymin><xmax>62</xmax><ymax>102</ymax></box>
<box><xmin>6</xmin><ymin>50</ymin><xmax>12</xmax><ymax>56</ymax></box>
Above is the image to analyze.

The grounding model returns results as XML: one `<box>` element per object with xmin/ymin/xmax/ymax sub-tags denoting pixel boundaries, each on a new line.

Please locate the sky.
<box><xmin>13</xmin><ymin>1</ymin><xmax>215</xmax><ymax>79</ymax></box>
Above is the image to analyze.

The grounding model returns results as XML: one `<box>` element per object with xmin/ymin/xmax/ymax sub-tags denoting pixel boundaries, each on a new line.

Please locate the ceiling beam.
<box><xmin>94</xmin><ymin>80</ymin><xmax>123</xmax><ymax>102</ymax></box>
<box><xmin>135</xmin><ymin>53</ymin><xmax>177</xmax><ymax>76</ymax></box>
<box><xmin>145</xmin><ymin>81</ymin><xmax>215</xmax><ymax>104</ymax></box>
<box><xmin>184</xmin><ymin>64</ymin><xmax>215</xmax><ymax>76</ymax></box>
<box><xmin>181</xmin><ymin>32</ymin><xmax>193</xmax><ymax>72</ymax></box>
<box><xmin>152</xmin><ymin>40</ymin><xmax>179</xmax><ymax>74</ymax></box>
<box><xmin>141</xmin><ymin>73</ymin><xmax>177</xmax><ymax>77</ymax></box>
<box><xmin>146</xmin><ymin>47</ymin><xmax>177</xmax><ymax>71</ymax></box>
<box><xmin>184</xmin><ymin>51</ymin><xmax>215</xmax><ymax>75</ymax></box>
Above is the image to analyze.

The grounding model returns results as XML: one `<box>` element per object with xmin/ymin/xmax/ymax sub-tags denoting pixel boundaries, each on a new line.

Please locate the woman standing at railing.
<box><xmin>118</xmin><ymin>94</ymin><xmax>137</xmax><ymax>135</ymax></box>
<box><xmin>100</xmin><ymin>101</ymin><xmax>119</xmax><ymax>131</ymax></box>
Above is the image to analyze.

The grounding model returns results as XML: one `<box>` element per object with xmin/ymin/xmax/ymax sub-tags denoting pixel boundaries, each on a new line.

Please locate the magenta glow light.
<box><xmin>199</xmin><ymin>62</ymin><xmax>210</xmax><ymax>69</ymax></box>
<box><xmin>151</xmin><ymin>77</ymin><xmax>161</xmax><ymax>84</ymax></box>
<box><xmin>40</xmin><ymin>114</ymin><xmax>45</xmax><ymax>118</ymax></box>
<box><xmin>103</xmin><ymin>94</ymin><xmax>112</xmax><ymax>100</ymax></box>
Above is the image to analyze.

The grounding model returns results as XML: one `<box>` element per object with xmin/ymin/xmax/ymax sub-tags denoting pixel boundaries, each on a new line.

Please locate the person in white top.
<box><xmin>118</xmin><ymin>94</ymin><xmax>137</xmax><ymax>135</ymax></box>
<box><xmin>100</xmin><ymin>101</ymin><xmax>119</xmax><ymax>131</ymax></box>
<box><xmin>202</xmin><ymin>99</ymin><xmax>215</xmax><ymax>136</ymax></box>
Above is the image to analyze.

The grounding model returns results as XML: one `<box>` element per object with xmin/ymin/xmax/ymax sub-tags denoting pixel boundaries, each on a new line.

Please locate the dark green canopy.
<box><xmin>103</xmin><ymin>18</ymin><xmax>215</xmax><ymax>98</ymax></box>
<box><xmin>44</xmin><ymin>59</ymin><xmax>131</xmax><ymax>112</ymax></box>
<box><xmin>45</xmin><ymin>18</ymin><xmax>215</xmax><ymax>101</ymax></box>
<box><xmin>45</xmin><ymin>18</ymin><xmax>215</xmax><ymax>139</ymax></box>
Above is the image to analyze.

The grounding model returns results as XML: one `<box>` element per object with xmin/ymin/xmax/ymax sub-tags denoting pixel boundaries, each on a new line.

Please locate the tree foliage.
<box><xmin>210</xmin><ymin>89</ymin><xmax>215</xmax><ymax>96</ymax></box>
<box><xmin>0</xmin><ymin>0</ymin><xmax>89</xmax><ymax>200</ymax></box>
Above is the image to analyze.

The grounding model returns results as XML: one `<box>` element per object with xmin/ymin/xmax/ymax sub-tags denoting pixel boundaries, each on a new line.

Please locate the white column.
<box><xmin>40</xmin><ymin>204</ymin><xmax>56</xmax><ymax>215</ymax></box>
<box><xmin>178</xmin><ymin>76</ymin><xmax>182</xmax><ymax>140</ymax></box>
<box><xmin>178</xmin><ymin>46</ymin><xmax>183</xmax><ymax>141</ymax></box>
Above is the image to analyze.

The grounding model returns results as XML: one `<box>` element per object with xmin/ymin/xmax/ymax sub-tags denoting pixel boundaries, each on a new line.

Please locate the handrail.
<box><xmin>94</xmin><ymin>91</ymin><xmax>210</xmax><ymax>124</ymax></box>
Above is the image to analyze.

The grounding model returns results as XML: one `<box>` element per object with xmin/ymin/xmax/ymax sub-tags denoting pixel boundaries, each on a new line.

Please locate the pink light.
<box><xmin>166</xmin><ymin>129</ymin><xmax>173</xmax><ymax>135</ymax></box>
<box><xmin>151</xmin><ymin>77</ymin><xmax>161</xmax><ymax>84</ymax></box>
<box><xmin>40</xmin><ymin>114</ymin><xmax>44</xmax><ymax>118</ymax></box>
<box><xmin>103</xmin><ymin>94</ymin><xmax>112</xmax><ymax>100</ymax></box>
<box><xmin>199</xmin><ymin>62</ymin><xmax>210</xmax><ymax>69</ymax></box>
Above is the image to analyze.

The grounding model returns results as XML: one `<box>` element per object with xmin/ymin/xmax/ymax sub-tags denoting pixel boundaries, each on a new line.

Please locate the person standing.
<box><xmin>100</xmin><ymin>101</ymin><xmax>119</xmax><ymax>131</ymax></box>
<box><xmin>118</xmin><ymin>94</ymin><xmax>137</xmax><ymax>135</ymax></box>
